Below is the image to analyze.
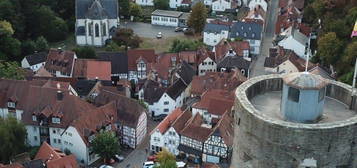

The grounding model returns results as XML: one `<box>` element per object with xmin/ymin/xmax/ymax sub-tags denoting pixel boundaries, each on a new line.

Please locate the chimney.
<box><xmin>57</xmin><ymin>91</ymin><xmax>64</xmax><ymax>101</ymax></box>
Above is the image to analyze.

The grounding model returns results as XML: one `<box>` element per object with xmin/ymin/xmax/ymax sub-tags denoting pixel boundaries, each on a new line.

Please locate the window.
<box><xmin>102</xmin><ymin>23</ymin><xmax>106</xmax><ymax>36</ymax></box>
<box><xmin>7</xmin><ymin>102</ymin><xmax>15</xmax><ymax>108</ymax></box>
<box><xmin>52</xmin><ymin>117</ymin><xmax>61</xmax><ymax>124</ymax></box>
<box><xmin>54</xmin><ymin>139</ymin><xmax>57</xmax><ymax>143</ymax></box>
<box><xmin>32</xmin><ymin>115</ymin><xmax>37</xmax><ymax>121</ymax></box>
<box><xmin>164</xmin><ymin>109</ymin><xmax>169</xmax><ymax>112</ymax></box>
<box><xmin>250</xmin><ymin>40</ymin><xmax>255</xmax><ymax>44</ymax></box>
<box><xmin>95</xmin><ymin>23</ymin><xmax>99</xmax><ymax>37</ymax></box>
<box><xmin>58</xmin><ymin>139</ymin><xmax>61</xmax><ymax>144</ymax></box>
<box><xmin>34</xmin><ymin>136</ymin><xmax>38</xmax><ymax>141</ymax></box>
<box><xmin>164</xmin><ymin>101</ymin><xmax>169</xmax><ymax>105</ymax></box>
<box><xmin>53</xmin><ymin>130</ymin><xmax>56</xmax><ymax>134</ymax></box>
<box><xmin>288</xmin><ymin>87</ymin><xmax>300</xmax><ymax>102</ymax></box>
<box><xmin>88</xmin><ymin>23</ymin><xmax>93</xmax><ymax>36</ymax></box>
<box><xmin>319</xmin><ymin>88</ymin><xmax>325</xmax><ymax>102</ymax></box>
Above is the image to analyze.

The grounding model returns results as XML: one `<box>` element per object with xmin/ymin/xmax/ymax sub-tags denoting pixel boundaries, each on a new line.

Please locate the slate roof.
<box><xmin>176</xmin><ymin>61</ymin><xmax>195</xmax><ymax>85</ymax></box>
<box><xmin>142</xmin><ymin>80</ymin><xmax>165</xmax><ymax>104</ymax></box>
<box><xmin>152</xmin><ymin>10</ymin><xmax>183</xmax><ymax>17</ymax></box>
<box><xmin>204</xmin><ymin>23</ymin><xmax>230</xmax><ymax>34</ymax></box>
<box><xmin>217</xmin><ymin>56</ymin><xmax>251</xmax><ymax>70</ymax></box>
<box><xmin>230</xmin><ymin>21</ymin><xmax>263</xmax><ymax>40</ymax></box>
<box><xmin>166</xmin><ymin>79</ymin><xmax>187</xmax><ymax>100</ymax></box>
<box><xmin>76</xmin><ymin>0</ymin><xmax>118</xmax><ymax>19</ymax></box>
<box><xmin>97</xmin><ymin>52</ymin><xmax>128</xmax><ymax>75</ymax></box>
<box><xmin>74</xmin><ymin>79</ymin><xmax>98</xmax><ymax>97</ymax></box>
<box><xmin>22</xmin><ymin>160</ymin><xmax>44</xmax><ymax>168</ymax></box>
<box><xmin>24</xmin><ymin>52</ymin><xmax>47</xmax><ymax>66</ymax></box>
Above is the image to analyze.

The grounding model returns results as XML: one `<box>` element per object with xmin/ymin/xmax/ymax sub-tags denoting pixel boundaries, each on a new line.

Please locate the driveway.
<box><xmin>249</xmin><ymin>0</ymin><xmax>279</xmax><ymax>77</ymax></box>
<box><xmin>115</xmin><ymin>118</ymin><xmax>159</xmax><ymax>168</ymax></box>
<box><xmin>121</xmin><ymin>22</ymin><xmax>185</xmax><ymax>38</ymax></box>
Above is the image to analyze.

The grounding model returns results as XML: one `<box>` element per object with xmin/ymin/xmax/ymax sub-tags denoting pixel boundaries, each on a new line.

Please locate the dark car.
<box><xmin>152</xmin><ymin>114</ymin><xmax>167</xmax><ymax>121</ymax></box>
<box><xmin>175</xmin><ymin>27</ymin><xmax>183</xmax><ymax>32</ymax></box>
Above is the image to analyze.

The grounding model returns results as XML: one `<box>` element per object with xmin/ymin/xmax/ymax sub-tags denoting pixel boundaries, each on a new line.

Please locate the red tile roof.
<box><xmin>180</xmin><ymin>113</ymin><xmax>213</xmax><ymax>142</ymax></box>
<box><xmin>0</xmin><ymin>163</ymin><xmax>24</xmax><ymax>168</ymax></box>
<box><xmin>35</xmin><ymin>142</ymin><xmax>78</xmax><ymax>168</ymax></box>
<box><xmin>171</xmin><ymin>109</ymin><xmax>192</xmax><ymax>134</ymax></box>
<box><xmin>152</xmin><ymin>108</ymin><xmax>183</xmax><ymax>134</ymax></box>
<box><xmin>178</xmin><ymin>51</ymin><xmax>197</xmax><ymax>65</ymax></box>
<box><xmin>190</xmin><ymin>71</ymin><xmax>247</xmax><ymax>96</ymax></box>
<box><xmin>127</xmin><ymin>49</ymin><xmax>157</xmax><ymax>71</ymax></box>
<box><xmin>246</xmin><ymin>5</ymin><xmax>266</xmax><ymax>21</ymax></box>
<box><xmin>44</xmin><ymin>49</ymin><xmax>76</xmax><ymax>76</ymax></box>
<box><xmin>192</xmin><ymin>89</ymin><xmax>234</xmax><ymax>116</ymax></box>
<box><xmin>73</xmin><ymin>59</ymin><xmax>111</xmax><ymax>80</ymax></box>
<box><xmin>151</xmin><ymin>53</ymin><xmax>178</xmax><ymax>80</ymax></box>
<box><xmin>214</xmin><ymin>40</ymin><xmax>250</xmax><ymax>61</ymax></box>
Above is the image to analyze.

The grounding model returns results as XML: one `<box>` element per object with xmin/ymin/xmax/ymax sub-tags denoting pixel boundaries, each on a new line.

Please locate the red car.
<box><xmin>147</xmin><ymin>155</ymin><xmax>158</xmax><ymax>162</ymax></box>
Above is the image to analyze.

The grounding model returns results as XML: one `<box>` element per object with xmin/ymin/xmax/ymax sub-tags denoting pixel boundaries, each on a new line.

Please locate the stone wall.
<box><xmin>232</xmin><ymin>74</ymin><xmax>357</xmax><ymax>168</ymax></box>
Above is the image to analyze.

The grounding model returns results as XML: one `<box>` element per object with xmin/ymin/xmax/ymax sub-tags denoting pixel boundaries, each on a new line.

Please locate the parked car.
<box><xmin>175</xmin><ymin>27</ymin><xmax>183</xmax><ymax>32</ymax></box>
<box><xmin>147</xmin><ymin>155</ymin><xmax>158</xmax><ymax>162</ymax></box>
<box><xmin>114</xmin><ymin>154</ymin><xmax>125</xmax><ymax>162</ymax></box>
<box><xmin>99</xmin><ymin>165</ymin><xmax>114</xmax><ymax>168</ymax></box>
<box><xmin>143</xmin><ymin>161</ymin><xmax>155</xmax><ymax>168</ymax></box>
<box><xmin>156</xmin><ymin>32</ymin><xmax>162</xmax><ymax>39</ymax></box>
<box><xmin>152</xmin><ymin>114</ymin><xmax>167</xmax><ymax>121</ymax></box>
<box><xmin>176</xmin><ymin>161</ymin><xmax>186</xmax><ymax>168</ymax></box>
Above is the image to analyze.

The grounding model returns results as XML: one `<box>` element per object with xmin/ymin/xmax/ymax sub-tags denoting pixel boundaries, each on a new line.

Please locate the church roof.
<box><xmin>76</xmin><ymin>0</ymin><xmax>118</xmax><ymax>19</ymax></box>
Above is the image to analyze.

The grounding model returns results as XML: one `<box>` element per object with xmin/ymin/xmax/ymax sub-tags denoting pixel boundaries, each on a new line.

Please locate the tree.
<box><xmin>91</xmin><ymin>132</ymin><xmax>120</xmax><ymax>163</ymax></box>
<box><xmin>154</xmin><ymin>149</ymin><xmax>177</xmax><ymax>168</ymax></box>
<box><xmin>35</xmin><ymin>36</ymin><xmax>49</xmax><ymax>52</ymax></box>
<box><xmin>154</xmin><ymin>0</ymin><xmax>169</xmax><ymax>10</ymax></box>
<box><xmin>0</xmin><ymin>117</ymin><xmax>27</xmax><ymax>163</ymax></box>
<box><xmin>317</xmin><ymin>32</ymin><xmax>342</xmax><ymax>66</ymax></box>
<box><xmin>72</xmin><ymin>46</ymin><xmax>97</xmax><ymax>59</ymax></box>
<box><xmin>21</xmin><ymin>40</ymin><xmax>37</xmax><ymax>56</ymax></box>
<box><xmin>187</xmin><ymin>2</ymin><xmax>207</xmax><ymax>34</ymax></box>
<box><xmin>119</xmin><ymin>0</ymin><xmax>130</xmax><ymax>18</ymax></box>
<box><xmin>303</xmin><ymin>5</ymin><xmax>316</xmax><ymax>24</ymax></box>
<box><xmin>169</xmin><ymin>39</ymin><xmax>204</xmax><ymax>53</ymax></box>
<box><xmin>0</xmin><ymin>62</ymin><xmax>26</xmax><ymax>80</ymax></box>
<box><xmin>105</xmin><ymin>41</ymin><xmax>126</xmax><ymax>51</ymax></box>
<box><xmin>113</xmin><ymin>28</ymin><xmax>142</xmax><ymax>50</ymax></box>
<box><xmin>129</xmin><ymin>2</ymin><xmax>143</xmax><ymax>19</ymax></box>
<box><xmin>0</xmin><ymin>21</ymin><xmax>21</xmax><ymax>61</ymax></box>
<box><xmin>324</xmin><ymin>19</ymin><xmax>349</xmax><ymax>39</ymax></box>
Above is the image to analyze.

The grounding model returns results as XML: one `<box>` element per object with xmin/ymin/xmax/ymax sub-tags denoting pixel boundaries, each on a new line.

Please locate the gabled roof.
<box><xmin>24</xmin><ymin>52</ymin><xmax>47</xmax><ymax>66</ymax></box>
<box><xmin>97</xmin><ymin>52</ymin><xmax>128</xmax><ymax>75</ymax></box>
<box><xmin>204</xmin><ymin>23</ymin><xmax>230</xmax><ymax>34</ymax></box>
<box><xmin>217</xmin><ymin>56</ymin><xmax>251</xmax><ymax>70</ymax></box>
<box><xmin>246</xmin><ymin>5</ymin><xmax>266</xmax><ymax>20</ymax></box>
<box><xmin>153</xmin><ymin>108</ymin><xmax>183</xmax><ymax>134</ymax></box>
<box><xmin>166</xmin><ymin>79</ymin><xmax>187</xmax><ymax>100</ymax></box>
<box><xmin>214</xmin><ymin>40</ymin><xmax>250</xmax><ymax>61</ymax></box>
<box><xmin>171</xmin><ymin>109</ymin><xmax>192</xmax><ymax>134</ymax></box>
<box><xmin>192</xmin><ymin>89</ymin><xmax>234</xmax><ymax>116</ymax></box>
<box><xmin>176</xmin><ymin>61</ymin><xmax>195</xmax><ymax>85</ymax></box>
<box><xmin>190</xmin><ymin>71</ymin><xmax>246</xmax><ymax>96</ymax></box>
<box><xmin>35</xmin><ymin>142</ymin><xmax>78</xmax><ymax>168</ymax></box>
<box><xmin>127</xmin><ymin>49</ymin><xmax>157</xmax><ymax>71</ymax></box>
<box><xmin>179</xmin><ymin>51</ymin><xmax>197</xmax><ymax>65</ymax></box>
<box><xmin>152</xmin><ymin>10</ymin><xmax>183</xmax><ymax>17</ymax></box>
<box><xmin>76</xmin><ymin>0</ymin><xmax>118</xmax><ymax>19</ymax></box>
<box><xmin>44</xmin><ymin>48</ymin><xmax>76</xmax><ymax>75</ymax></box>
<box><xmin>73</xmin><ymin>59</ymin><xmax>111</xmax><ymax>80</ymax></box>
<box><xmin>210</xmin><ymin>112</ymin><xmax>234</xmax><ymax>147</ymax></box>
<box><xmin>151</xmin><ymin>53</ymin><xmax>178</xmax><ymax>80</ymax></box>
<box><xmin>142</xmin><ymin>80</ymin><xmax>165</xmax><ymax>104</ymax></box>
<box><xmin>230</xmin><ymin>21</ymin><xmax>262</xmax><ymax>40</ymax></box>
<box><xmin>73</xmin><ymin>79</ymin><xmax>99</xmax><ymax>97</ymax></box>
<box><xmin>180</xmin><ymin>114</ymin><xmax>213</xmax><ymax>142</ymax></box>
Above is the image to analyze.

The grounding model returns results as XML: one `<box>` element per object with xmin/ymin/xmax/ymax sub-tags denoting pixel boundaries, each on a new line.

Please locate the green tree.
<box><xmin>317</xmin><ymin>32</ymin><xmax>342</xmax><ymax>66</ymax></box>
<box><xmin>340</xmin><ymin>41</ymin><xmax>357</xmax><ymax>73</ymax></box>
<box><xmin>0</xmin><ymin>21</ymin><xmax>21</xmax><ymax>61</ymax></box>
<box><xmin>169</xmin><ymin>39</ymin><xmax>204</xmax><ymax>53</ymax></box>
<box><xmin>113</xmin><ymin>28</ymin><xmax>142</xmax><ymax>50</ymax></box>
<box><xmin>0</xmin><ymin>20</ymin><xmax>14</xmax><ymax>35</ymax></box>
<box><xmin>154</xmin><ymin>149</ymin><xmax>177</xmax><ymax>168</ymax></box>
<box><xmin>105</xmin><ymin>41</ymin><xmax>126</xmax><ymax>51</ymax></box>
<box><xmin>129</xmin><ymin>2</ymin><xmax>143</xmax><ymax>18</ymax></box>
<box><xmin>312</xmin><ymin>0</ymin><xmax>325</xmax><ymax>17</ymax></box>
<box><xmin>154</xmin><ymin>0</ymin><xmax>169</xmax><ymax>10</ymax></box>
<box><xmin>187</xmin><ymin>2</ymin><xmax>207</xmax><ymax>33</ymax></box>
<box><xmin>91</xmin><ymin>132</ymin><xmax>120</xmax><ymax>163</ymax></box>
<box><xmin>35</xmin><ymin>36</ymin><xmax>49</xmax><ymax>52</ymax></box>
<box><xmin>119</xmin><ymin>0</ymin><xmax>130</xmax><ymax>18</ymax></box>
<box><xmin>21</xmin><ymin>40</ymin><xmax>37</xmax><ymax>56</ymax></box>
<box><xmin>324</xmin><ymin>19</ymin><xmax>349</xmax><ymax>39</ymax></box>
<box><xmin>0</xmin><ymin>62</ymin><xmax>26</xmax><ymax>80</ymax></box>
<box><xmin>0</xmin><ymin>117</ymin><xmax>27</xmax><ymax>163</ymax></box>
<box><xmin>73</xmin><ymin>46</ymin><xmax>97</xmax><ymax>59</ymax></box>
<box><xmin>303</xmin><ymin>5</ymin><xmax>316</xmax><ymax>24</ymax></box>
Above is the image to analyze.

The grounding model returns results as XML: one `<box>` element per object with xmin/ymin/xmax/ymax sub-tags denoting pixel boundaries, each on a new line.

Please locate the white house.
<box><xmin>169</xmin><ymin>0</ymin><xmax>191</xmax><ymax>9</ymax></box>
<box><xmin>278</xmin><ymin>27</ymin><xmax>311</xmax><ymax>60</ymax></box>
<box><xmin>230</xmin><ymin>21</ymin><xmax>263</xmax><ymax>55</ymax></box>
<box><xmin>150</xmin><ymin>108</ymin><xmax>183</xmax><ymax>155</ymax></box>
<box><xmin>21</xmin><ymin>52</ymin><xmax>47</xmax><ymax>72</ymax></box>
<box><xmin>127</xmin><ymin>49</ymin><xmax>157</xmax><ymax>83</ymax></box>
<box><xmin>212</xmin><ymin>0</ymin><xmax>233</xmax><ymax>12</ymax></box>
<box><xmin>136</xmin><ymin>0</ymin><xmax>154</xmax><ymax>6</ymax></box>
<box><xmin>248</xmin><ymin>0</ymin><xmax>267</xmax><ymax>11</ymax></box>
<box><xmin>198</xmin><ymin>57</ymin><xmax>217</xmax><ymax>76</ymax></box>
<box><xmin>203</xmin><ymin>23</ymin><xmax>230</xmax><ymax>46</ymax></box>
<box><xmin>151</xmin><ymin>10</ymin><xmax>190</xmax><ymax>27</ymax></box>
<box><xmin>44</xmin><ymin>48</ymin><xmax>77</xmax><ymax>78</ymax></box>
<box><xmin>75</xmin><ymin>0</ymin><xmax>119</xmax><ymax>46</ymax></box>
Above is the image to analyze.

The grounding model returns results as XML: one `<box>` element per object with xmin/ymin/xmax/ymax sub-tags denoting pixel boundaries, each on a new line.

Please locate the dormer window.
<box><xmin>7</xmin><ymin>102</ymin><xmax>15</xmax><ymax>108</ymax></box>
<box><xmin>32</xmin><ymin>115</ymin><xmax>37</xmax><ymax>121</ymax></box>
<box><xmin>52</xmin><ymin>117</ymin><xmax>61</xmax><ymax>124</ymax></box>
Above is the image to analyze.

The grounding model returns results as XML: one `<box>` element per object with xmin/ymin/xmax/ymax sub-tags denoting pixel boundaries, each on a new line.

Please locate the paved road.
<box><xmin>121</xmin><ymin>22</ymin><xmax>185</xmax><ymax>38</ymax></box>
<box><xmin>249</xmin><ymin>0</ymin><xmax>279</xmax><ymax>77</ymax></box>
<box><xmin>115</xmin><ymin>118</ymin><xmax>159</xmax><ymax>168</ymax></box>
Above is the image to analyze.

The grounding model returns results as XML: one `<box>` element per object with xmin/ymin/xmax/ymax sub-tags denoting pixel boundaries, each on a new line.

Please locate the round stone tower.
<box><xmin>281</xmin><ymin>72</ymin><xmax>329</xmax><ymax>123</ymax></box>
<box><xmin>232</xmin><ymin>73</ymin><xmax>357</xmax><ymax>168</ymax></box>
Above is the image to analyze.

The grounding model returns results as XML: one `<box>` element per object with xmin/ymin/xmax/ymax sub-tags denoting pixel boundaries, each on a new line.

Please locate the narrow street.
<box><xmin>249</xmin><ymin>0</ymin><xmax>279</xmax><ymax>77</ymax></box>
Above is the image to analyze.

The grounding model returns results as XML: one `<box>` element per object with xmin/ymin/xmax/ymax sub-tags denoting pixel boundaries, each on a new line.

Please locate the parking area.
<box><xmin>121</xmin><ymin>22</ymin><xmax>185</xmax><ymax>38</ymax></box>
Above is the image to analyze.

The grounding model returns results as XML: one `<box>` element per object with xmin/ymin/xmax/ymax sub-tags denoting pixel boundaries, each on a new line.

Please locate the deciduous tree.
<box><xmin>129</xmin><ymin>2</ymin><xmax>143</xmax><ymax>18</ymax></box>
<box><xmin>0</xmin><ymin>62</ymin><xmax>26</xmax><ymax>80</ymax></box>
<box><xmin>317</xmin><ymin>32</ymin><xmax>342</xmax><ymax>66</ymax></box>
<box><xmin>119</xmin><ymin>0</ymin><xmax>130</xmax><ymax>18</ymax></box>
<box><xmin>73</xmin><ymin>46</ymin><xmax>97</xmax><ymax>59</ymax></box>
<box><xmin>154</xmin><ymin>149</ymin><xmax>177</xmax><ymax>168</ymax></box>
<box><xmin>154</xmin><ymin>0</ymin><xmax>169</xmax><ymax>10</ymax></box>
<box><xmin>187</xmin><ymin>2</ymin><xmax>207</xmax><ymax>34</ymax></box>
<box><xmin>113</xmin><ymin>28</ymin><xmax>142</xmax><ymax>50</ymax></box>
<box><xmin>91</xmin><ymin>132</ymin><xmax>120</xmax><ymax>163</ymax></box>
